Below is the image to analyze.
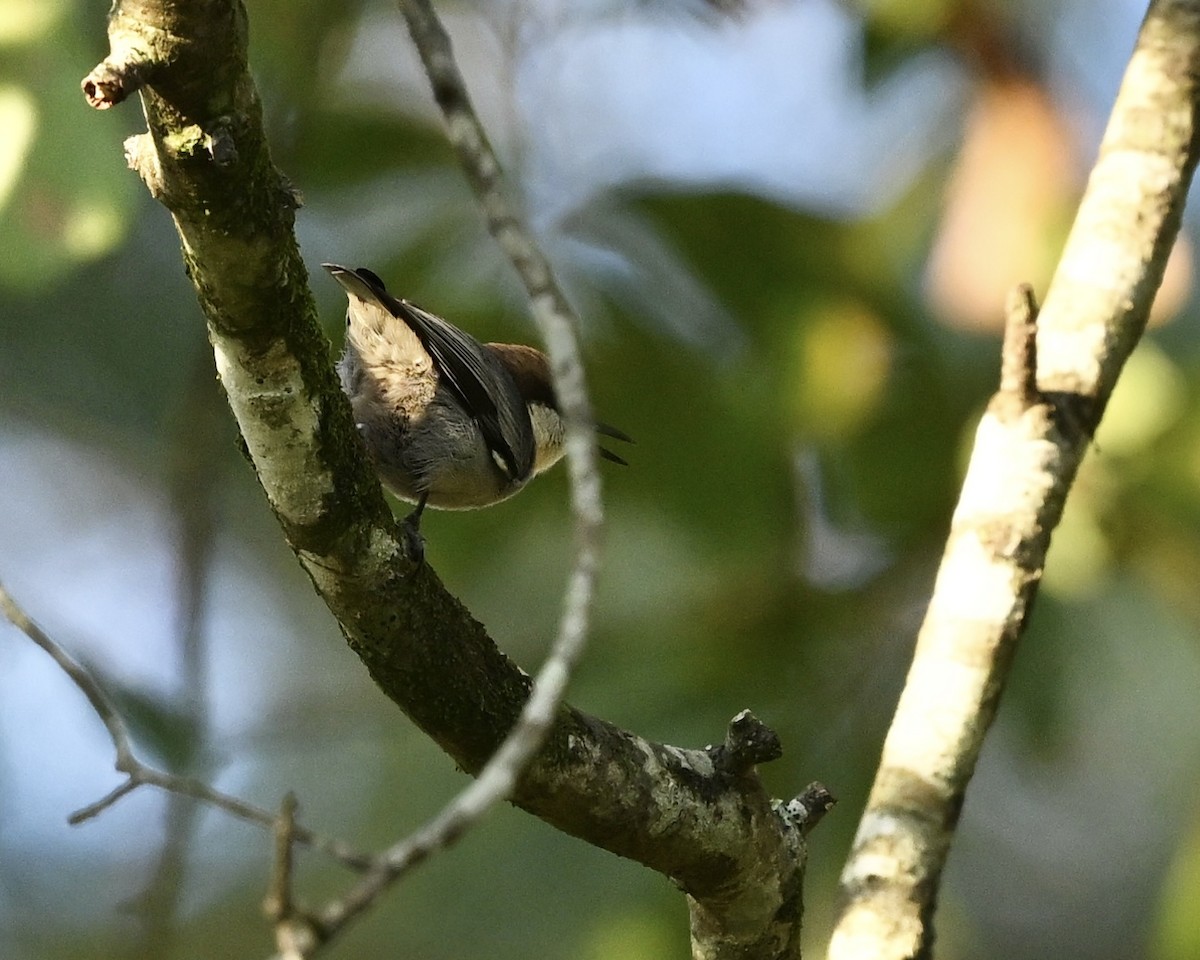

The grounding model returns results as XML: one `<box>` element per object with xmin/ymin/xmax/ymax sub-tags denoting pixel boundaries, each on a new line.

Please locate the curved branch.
<box><xmin>82</xmin><ymin>4</ymin><xmax>810</xmax><ymax>958</ymax></box>
<box><xmin>829</xmin><ymin>3</ymin><xmax>1200</xmax><ymax>957</ymax></box>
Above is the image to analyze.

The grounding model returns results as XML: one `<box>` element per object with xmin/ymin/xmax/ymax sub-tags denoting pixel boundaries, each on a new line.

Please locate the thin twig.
<box><xmin>311</xmin><ymin>571</ymin><xmax>591</xmax><ymax>937</ymax></box>
<box><xmin>264</xmin><ymin>793</ymin><xmax>319</xmax><ymax>960</ymax></box>
<box><xmin>0</xmin><ymin>580</ymin><xmax>373</xmax><ymax>872</ymax></box>
<box><xmin>265</xmin><ymin>793</ymin><xmax>300</xmax><ymax>922</ymax></box>
<box><xmin>395</xmin><ymin>0</ymin><xmax>604</xmax><ymax>529</ymax></box>
<box><xmin>399</xmin><ymin>0</ymin><xmax>602</xmax><ymax>829</ymax></box>
<box><xmin>287</xmin><ymin>2</ymin><xmax>608</xmax><ymax>943</ymax></box>
<box><xmin>69</xmin><ymin>779</ymin><xmax>143</xmax><ymax>823</ymax></box>
<box><xmin>0</xmin><ymin>581</ymin><xmax>138</xmax><ymax>766</ymax></box>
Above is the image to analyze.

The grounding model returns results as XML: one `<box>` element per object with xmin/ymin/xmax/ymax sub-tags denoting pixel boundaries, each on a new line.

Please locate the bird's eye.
<box><xmin>345</xmin><ymin>310</ymin><xmax>351</xmax><ymax>328</ymax></box>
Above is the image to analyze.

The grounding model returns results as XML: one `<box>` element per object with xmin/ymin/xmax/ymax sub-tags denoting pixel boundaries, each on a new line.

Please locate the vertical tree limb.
<box><xmin>829</xmin><ymin>3</ymin><xmax>1200</xmax><ymax>957</ymax></box>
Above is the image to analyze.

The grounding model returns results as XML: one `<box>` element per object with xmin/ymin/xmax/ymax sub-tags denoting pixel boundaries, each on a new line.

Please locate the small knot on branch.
<box><xmin>710</xmin><ymin>709</ymin><xmax>782</xmax><ymax>774</ymax></box>
<box><xmin>279</xmin><ymin>175</ymin><xmax>305</xmax><ymax>210</ymax></box>
<box><xmin>208</xmin><ymin>126</ymin><xmax>239</xmax><ymax>167</ymax></box>
<box><xmin>777</xmin><ymin>781</ymin><xmax>836</xmax><ymax>837</ymax></box>
<box><xmin>164</xmin><ymin>122</ymin><xmax>240</xmax><ymax>166</ymax></box>
<box><xmin>998</xmin><ymin>282</ymin><xmax>1041</xmax><ymax>410</ymax></box>
<box><xmin>81</xmin><ymin>57</ymin><xmax>147</xmax><ymax>110</ymax></box>
<box><xmin>273</xmin><ymin>917</ymin><xmax>321</xmax><ymax>960</ymax></box>
<box><xmin>123</xmin><ymin>133</ymin><xmax>165</xmax><ymax>199</ymax></box>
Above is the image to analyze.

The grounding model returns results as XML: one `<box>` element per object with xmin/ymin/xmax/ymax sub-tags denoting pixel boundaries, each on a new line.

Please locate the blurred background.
<box><xmin>3</xmin><ymin>0</ymin><xmax>1200</xmax><ymax>957</ymax></box>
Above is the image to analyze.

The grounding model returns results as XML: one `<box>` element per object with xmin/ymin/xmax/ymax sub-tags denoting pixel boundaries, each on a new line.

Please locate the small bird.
<box><xmin>324</xmin><ymin>263</ymin><xmax>630</xmax><ymax>556</ymax></box>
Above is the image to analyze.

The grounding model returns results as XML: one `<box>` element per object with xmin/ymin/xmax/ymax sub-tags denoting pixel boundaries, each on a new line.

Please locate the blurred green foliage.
<box><xmin>2</xmin><ymin>2</ymin><xmax>1200</xmax><ymax>960</ymax></box>
<box><xmin>0</xmin><ymin>0</ymin><xmax>140</xmax><ymax>289</ymax></box>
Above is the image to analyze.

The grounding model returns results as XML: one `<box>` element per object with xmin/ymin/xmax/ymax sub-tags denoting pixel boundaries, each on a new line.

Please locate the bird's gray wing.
<box><xmin>325</xmin><ymin>265</ymin><xmax>534</xmax><ymax>480</ymax></box>
<box><xmin>394</xmin><ymin>297</ymin><xmax>535</xmax><ymax>480</ymax></box>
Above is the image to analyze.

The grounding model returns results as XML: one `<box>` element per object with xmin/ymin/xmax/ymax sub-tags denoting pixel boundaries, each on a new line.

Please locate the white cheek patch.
<box><xmin>529</xmin><ymin>404</ymin><xmax>566</xmax><ymax>474</ymax></box>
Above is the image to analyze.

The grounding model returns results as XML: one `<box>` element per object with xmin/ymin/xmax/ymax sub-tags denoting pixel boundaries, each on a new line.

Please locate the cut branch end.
<box><xmin>999</xmin><ymin>282</ymin><xmax>1041</xmax><ymax>408</ymax></box>
<box><xmin>711</xmin><ymin>709</ymin><xmax>783</xmax><ymax>774</ymax></box>
<box><xmin>81</xmin><ymin>57</ymin><xmax>147</xmax><ymax>110</ymax></box>
<box><xmin>779</xmin><ymin>782</ymin><xmax>836</xmax><ymax>837</ymax></box>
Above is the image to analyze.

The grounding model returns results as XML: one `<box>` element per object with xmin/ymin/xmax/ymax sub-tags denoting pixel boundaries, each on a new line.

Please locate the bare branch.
<box><xmin>80</xmin><ymin>4</ymin><xmax>155</xmax><ymax>110</ymax></box>
<box><xmin>82</xmin><ymin>57</ymin><xmax>147</xmax><ymax>109</ymax></box>
<box><xmin>264</xmin><ymin>793</ymin><xmax>320</xmax><ymax>960</ymax></box>
<box><xmin>281</xmin><ymin>3</ymin><xmax>609</xmax><ymax>943</ymax></box>
<box><xmin>711</xmin><ymin>709</ymin><xmax>785</xmax><ymax>775</ymax></box>
<box><xmin>264</xmin><ymin>793</ymin><xmax>299</xmax><ymax>921</ymax></box>
<box><xmin>777</xmin><ymin>783</ymin><xmax>837</xmax><ymax>839</ymax></box>
<box><xmin>395</xmin><ymin>0</ymin><xmax>605</xmax><ymax>528</ymax></box>
<box><xmin>830</xmin><ymin>3</ymin><xmax>1200</xmax><ymax>957</ymax></box>
<box><xmin>310</xmin><ymin>572</ymin><xmax>609</xmax><ymax>940</ymax></box>
<box><xmin>0</xmin><ymin>580</ymin><xmax>372</xmax><ymax>871</ymax></box>
<box><xmin>0</xmin><ymin>580</ymin><xmax>138</xmax><ymax>767</ymax></box>
<box><xmin>69</xmin><ymin>779</ymin><xmax>144</xmax><ymax>823</ymax></box>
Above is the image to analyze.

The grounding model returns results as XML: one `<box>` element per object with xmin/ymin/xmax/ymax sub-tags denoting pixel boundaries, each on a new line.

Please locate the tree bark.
<box><xmin>829</xmin><ymin>3</ymin><xmax>1200</xmax><ymax>957</ymax></box>
<box><xmin>83</xmin><ymin>2</ymin><xmax>812</xmax><ymax>957</ymax></box>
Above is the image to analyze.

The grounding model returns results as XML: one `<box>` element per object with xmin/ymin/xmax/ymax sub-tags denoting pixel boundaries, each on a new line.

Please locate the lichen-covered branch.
<box><xmin>81</xmin><ymin>4</ymin><xmax>812</xmax><ymax>958</ymax></box>
<box><xmin>829</xmin><ymin>3</ymin><xmax>1200</xmax><ymax>957</ymax></box>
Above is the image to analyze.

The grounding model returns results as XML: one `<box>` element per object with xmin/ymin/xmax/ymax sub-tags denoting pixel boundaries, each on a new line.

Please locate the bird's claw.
<box><xmin>401</xmin><ymin>513</ymin><xmax>426</xmax><ymax>564</ymax></box>
<box><xmin>401</xmin><ymin>498</ymin><xmax>427</xmax><ymax>564</ymax></box>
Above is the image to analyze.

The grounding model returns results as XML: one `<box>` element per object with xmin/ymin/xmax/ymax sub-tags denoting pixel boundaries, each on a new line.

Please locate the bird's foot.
<box><xmin>401</xmin><ymin>495</ymin><xmax>428</xmax><ymax>564</ymax></box>
<box><xmin>401</xmin><ymin>513</ymin><xmax>426</xmax><ymax>564</ymax></box>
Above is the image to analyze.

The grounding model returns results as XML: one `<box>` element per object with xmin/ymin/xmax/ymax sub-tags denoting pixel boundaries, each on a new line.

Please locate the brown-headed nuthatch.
<box><xmin>324</xmin><ymin>264</ymin><xmax>630</xmax><ymax>556</ymax></box>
